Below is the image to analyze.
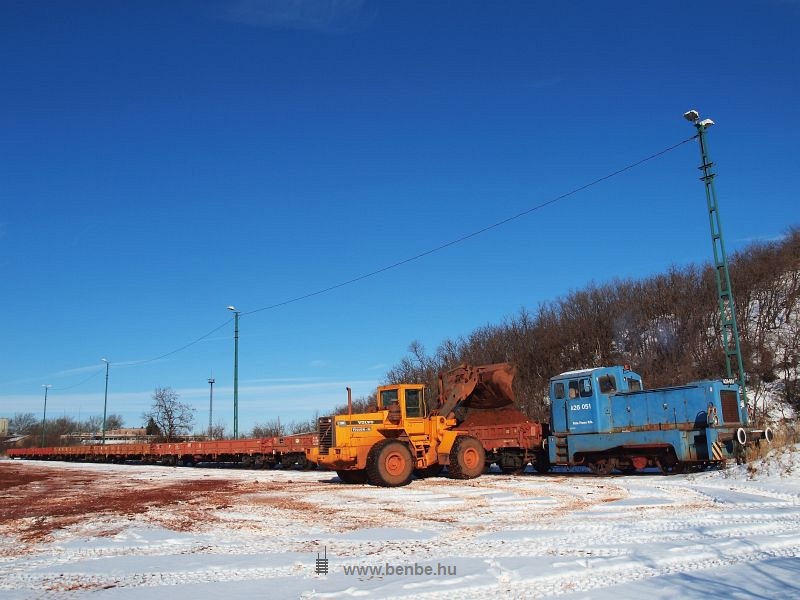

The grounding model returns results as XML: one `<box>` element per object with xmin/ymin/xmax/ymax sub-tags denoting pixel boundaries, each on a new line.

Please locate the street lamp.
<box><xmin>101</xmin><ymin>358</ymin><xmax>110</xmax><ymax>445</ymax></box>
<box><xmin>227</xmin><ymin>306</ymin><xmax>240</xmax><ymax>439</ymax></box>
<box><xmin>208</xmin><ymin>375</ymin><xmax>215</xmax><ymax>439</ymax></box>
<box><xmin>684</xmin><ymin>109</ymin><xmax>747</xmax><ymax>405</ymax></box>
<box><xmin>40</xmin><ymin>384</ymin><xmax>52</xmax><ymax>448</ymax></box>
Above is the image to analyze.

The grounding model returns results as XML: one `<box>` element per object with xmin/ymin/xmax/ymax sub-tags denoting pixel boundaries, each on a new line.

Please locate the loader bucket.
<box><xmin>438</xmin><ymin>363</ymin><xmax>517</xmax><ymax>418</ymax></box>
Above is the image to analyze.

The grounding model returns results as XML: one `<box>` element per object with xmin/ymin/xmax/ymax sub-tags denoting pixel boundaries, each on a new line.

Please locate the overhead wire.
<box><xmin>28</xmin><ymin>134</ymin><xmax>697</xmax><ymax>389</ymax></box>
<box><xmin>243</xmin><ymin>134</ymin><xmax>698</xmax><ymax>316</ymax></box>
<box><xmin>124</xmin><ymin>318</ymin><xmax>234</xmax><ymax>367</ymax></box>
<box><xmin>51</xmin><ymin>367</ymin><xmax>105</xmax><ymax>391</ymax></box>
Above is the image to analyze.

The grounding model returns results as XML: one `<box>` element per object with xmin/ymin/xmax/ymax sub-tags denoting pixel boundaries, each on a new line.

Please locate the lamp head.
<box><xmin>684</xmin><ymin>109</ymin><xmax>700</xmax><ymax>122</ymax></box>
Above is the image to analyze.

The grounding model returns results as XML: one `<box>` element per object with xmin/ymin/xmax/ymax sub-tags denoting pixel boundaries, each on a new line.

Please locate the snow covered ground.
<box><xmin>2</xmin><ymin>449</ymin><xmax>799</xmax><ymax>599</ymax></box>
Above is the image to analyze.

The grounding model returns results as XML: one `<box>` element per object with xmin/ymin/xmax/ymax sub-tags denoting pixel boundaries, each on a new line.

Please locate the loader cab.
<box><xmin>377</xmin><ymin>384</ymin><xmax>427</xmax><ymax>419</ymax></box>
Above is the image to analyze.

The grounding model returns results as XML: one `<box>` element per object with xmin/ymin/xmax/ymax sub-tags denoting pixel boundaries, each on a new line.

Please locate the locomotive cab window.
<box><xmin>580</xmin><ymin>378</ymin><xmax>593</xmax><ymax>398</ymax></box>
<box><xmin>405</xmin><ymin>388</ymin><xmax>424</xmax><ymax>418</ymax></box>
<box><xmin>568</xmin><ymin>380</ymin><xmax>580</xmax><ymax>399</ymax></box>
<box><xmin>626</xmin><ymin>377</ymin><xmax>642</xmax><ymax>392</ymax></box>
<box><xmin>554</xmin><ymin>382</ymin><xmax>565</xmax><ymax>399</ymax></box>
<box><xmin>598</xmin><ymin>375</ymin><xmax>617</xmax><ymax>394</ymax></box>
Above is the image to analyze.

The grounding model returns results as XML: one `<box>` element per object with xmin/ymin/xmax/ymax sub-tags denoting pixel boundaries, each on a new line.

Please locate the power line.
<box><xmin>243</xmin><ymin>134</ymin><xmax>697</xmax><ymax>316</ymax></box>
<box><xmin>41</xmin><ymin>319</ymin><xmax>233</xmax><ymax>391</ymax></box>
<box><xmin>126</xmin><ymin>318</ymin><xmax>234</xmax><ymax>367</ymax></box>
<box><xmin>28</xmin><ymin>134</ymin><xmax>697</xmax><ymax>386</ymax></box>
<box><xmin>51</xmin><ymin>368</ymin><xmax>104</xmax><ymax>391</ymax></box>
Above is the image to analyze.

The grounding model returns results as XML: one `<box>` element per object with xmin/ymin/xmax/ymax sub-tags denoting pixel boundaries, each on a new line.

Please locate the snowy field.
<box><xmin>2</xmin><ymin>451</ymin><xmax>800</xmax><ymax>599</ymax></box>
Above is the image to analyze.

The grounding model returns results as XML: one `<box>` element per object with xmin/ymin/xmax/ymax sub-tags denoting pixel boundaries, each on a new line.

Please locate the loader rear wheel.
<box><xmin>367</xmin><ymin>440</ymin><xmax>414</xmax><ymax>487</ymax></box>
<box><xmin>336</xmin><ymin>469</ymin><xmax>368</xmax><ymax>484</ymax></box>
<box><xmin>448</xmin><ymin>436</ymin><xmax>485</xmax><ymax>480</ymax></box>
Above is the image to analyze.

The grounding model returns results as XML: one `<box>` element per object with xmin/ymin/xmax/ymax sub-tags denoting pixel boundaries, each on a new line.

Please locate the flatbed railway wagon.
<box><xmin>8</xmin><ymin>433</ymin><xmax>318</xmax><ymax>469</ymax></box>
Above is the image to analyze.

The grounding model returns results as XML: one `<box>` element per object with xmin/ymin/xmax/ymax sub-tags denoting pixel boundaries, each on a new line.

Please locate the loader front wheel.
<box><xmin>448</xmin><ymin>436</ymin><xmax>485</xmax><ymax>480</ymax></box>
<box><xmin>367</xmin><ymin>440</ymin><xmax>414</xmax><ymax>487</ymax></box>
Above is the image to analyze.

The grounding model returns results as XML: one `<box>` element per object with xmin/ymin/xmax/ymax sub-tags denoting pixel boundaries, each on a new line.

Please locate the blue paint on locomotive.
<box><xmin>547</xmin><ymin>366</ymin><xmax>759</xmax><ymax>469</ymax></box>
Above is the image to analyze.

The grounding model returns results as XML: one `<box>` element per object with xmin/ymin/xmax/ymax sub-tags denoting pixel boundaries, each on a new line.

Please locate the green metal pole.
<box><xmin>102</xmin><ymin>359</ymin><xmax>109</xmax><ymax>444</ymax></box>
<box><xmin>233</xmin><ymin>311</ymin><xmax>239</xmax><ymax>439</ymax></box>
<box><xmin>40</xmin><ymin>384</ymin><xmax>51</xmax><ymax>448</ymax></box>
<box><xmin>208</xmin><ymin>376</ymin><xmax>215</xmax><ymax>440</ymax></box>
<box><xmin>688</xmin><ymin>111</ymin><xmax>748</xmax><ymax>406</ymax></box>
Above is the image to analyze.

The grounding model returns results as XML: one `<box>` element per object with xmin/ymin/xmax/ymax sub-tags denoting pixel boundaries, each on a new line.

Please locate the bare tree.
<box><xmin>9</xmin><ymin>413</ymin><xmax>37</xmax><ymax>434</ymax></box>
<box><xmin>143</xmin><ymin>387</ymin><xmax>194</xmax><ymax>441</ymax></box>
<box><xmin>251</xmin><ymin>419</ymin><xmax>284</xmax><ymax>438</ymax></box>
<box><xmin>105</xmin><ymin>413</ymin><xmax>125</xmax><ymax>430</ymax></box>
<box><xmin>83</xmin><ymin>415</ymin><xmax>102</xmax><ymax>433</ymax></box>
<box><xmin>209</xmin><ymin>420</ymin><xmax>227</xmax><ymax>440</ymax></box>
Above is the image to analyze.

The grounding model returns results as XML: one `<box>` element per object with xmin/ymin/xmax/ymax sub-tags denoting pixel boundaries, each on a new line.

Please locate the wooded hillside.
<box><xmin>386</xmin><ymin>229</ymin><xmax>800</xmax><ymax>424</ymax></box>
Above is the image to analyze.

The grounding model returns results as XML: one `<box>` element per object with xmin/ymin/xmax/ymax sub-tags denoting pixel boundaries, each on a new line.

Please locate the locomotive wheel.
<box><xmin>366</xmin><ymin>440</ymin><xmax>414</xmax><ymax>487</ymax></box>
<box><xmin>657</xmin><ymin>458</ymin><xmax>685</xmax><ymax>475</ymax></box>
<box><xmin>448</xmin><ymin>436</ymin><xmax>486</xmax><ymax>480</ymax></box>
<box><xmin>588</xmin><ymin>457</ymin><xmax>616</xmax><ymax>476</ymax></box>
<box><xmin>336</xmin><ymin>469</ymin><xmax>368</xmax><ymax>484</ymax></box>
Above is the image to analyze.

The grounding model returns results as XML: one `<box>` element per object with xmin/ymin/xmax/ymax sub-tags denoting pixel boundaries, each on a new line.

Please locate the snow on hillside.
<box><xmin>1</xmin><ymin>453</ymin><xmax>799</xmax><ymax>599</ymax></box>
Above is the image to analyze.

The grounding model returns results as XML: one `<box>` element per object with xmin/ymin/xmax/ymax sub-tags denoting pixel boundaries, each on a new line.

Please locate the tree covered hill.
<box><xmin>386</xmin><ymin>228</ymin><xmax>799</xmax><ymax>425</ymax></box>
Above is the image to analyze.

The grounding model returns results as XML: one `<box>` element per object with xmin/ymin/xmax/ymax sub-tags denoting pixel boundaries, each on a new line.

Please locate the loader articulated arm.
<box><xmin>436</xmin><ymin>363</ymin><xmax>517</xmax><ymax>419</ymax></box>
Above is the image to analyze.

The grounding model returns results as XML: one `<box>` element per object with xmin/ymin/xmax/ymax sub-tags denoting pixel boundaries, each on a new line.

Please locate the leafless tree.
<box><xmin>9</xmin><ymin>413</ymin><xmax>37</xmax><ymax>434</ymax></box>
<box><xmin>251</xmin><ymin>419</ymin><xmax>284</xmax><ymax>438</ymax></box>
<box><xmin>102</xmin><ymin>413</ymin><xmax>125</xmax><ymax>431</ymax></box>
<box><xmin>143</xmin><ymin>387</ymin><xmax>194</xmax><ymax>441</ymax></box>
<box><xmin>209</xmin><ymin>420</ymin><xmax>227</xmax><ymax>440</ymax></box>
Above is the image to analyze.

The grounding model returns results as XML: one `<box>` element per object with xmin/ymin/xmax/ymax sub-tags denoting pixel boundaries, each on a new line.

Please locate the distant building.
<box><xmin>0</xmin><ymin>418</ymin><xmax>8</xmax><ymax>437</ymax></box>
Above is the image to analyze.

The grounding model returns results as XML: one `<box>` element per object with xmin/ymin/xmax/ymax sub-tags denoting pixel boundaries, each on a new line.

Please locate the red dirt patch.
<box><xmin>0</xmin><ymin>464</ymin><xmax>242</xmax><ymax>540</ymax></box>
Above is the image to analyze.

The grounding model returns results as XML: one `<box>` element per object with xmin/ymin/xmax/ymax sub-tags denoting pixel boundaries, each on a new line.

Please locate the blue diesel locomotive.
<box><xmin>547</xmin><ymin>366</ymin><xmax>772</xmax><ymax>474</ymax></box>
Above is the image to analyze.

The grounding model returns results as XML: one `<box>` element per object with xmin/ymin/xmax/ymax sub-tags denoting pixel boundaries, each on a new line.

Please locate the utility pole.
<box><xmin>40</xmin><ymin>384</ymin><xmax>52</xmax><ymax>448</ymax></box>
<box><xmin>101</xmin><ymin>358</ymin><xmax>110</xmax><ymax>444</ymax></box>
<box><xmin>227</xmin><ymin>306</ymin><xmax>240</xmax><ymax>439</ymax></box>
<box><xmin>684</xmin><ymin>110</ymin><xmax>747</xmax><ymax>406</ymax></box>
<box><xmin>208</xmin><ymin>375</ymin><xmax>215</xmax><ymax>439</ymax></box>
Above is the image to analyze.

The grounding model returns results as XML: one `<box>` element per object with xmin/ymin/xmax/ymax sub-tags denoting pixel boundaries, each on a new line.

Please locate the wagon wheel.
<box><xmin>366</xmin><ymin>440</ymin><xmax>414</xmax><ymax>487</ymax></box>
<box><xmin>500</xmin><ymin>464</ymin><xmax>526</xmax><ymax>475</ymax></box>
<box><xmin>530</xmin><ymin>453</ymin><xmax>551</xmax><ymax>474</ymax></box>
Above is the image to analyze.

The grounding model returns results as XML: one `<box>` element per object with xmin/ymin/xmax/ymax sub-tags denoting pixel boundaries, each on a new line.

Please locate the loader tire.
<box><xmin>366</xmin><ymin>440</ymin><xmax>414</xmax><ymax>487</ymax></box>
<box><xmin>336</xmin><ymin>469</ymin><xmax>368</xmax><ymax>484</ymax></box>
<box><xmin>448</xmin><ymin>436</ymin><xmax>485</xmax><ymax>480</ymax></box>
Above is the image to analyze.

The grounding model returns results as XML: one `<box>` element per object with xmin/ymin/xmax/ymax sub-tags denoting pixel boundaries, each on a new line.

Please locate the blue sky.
<box><xmin>1</xmin><ymin>1</ymin><xmax>798</xmax><ymax>434</ymax></box>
